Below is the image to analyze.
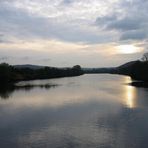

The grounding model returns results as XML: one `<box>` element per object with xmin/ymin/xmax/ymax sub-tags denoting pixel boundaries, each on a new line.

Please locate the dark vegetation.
<box><xmin>0</xmin><ymin>63</ymin><xmax>84</xmax><ymax>83</ymax></box>
<box><xmin>116</xmin><ymin>61</ymin><xmax>148</xmax><ymax>81</ymax></box>
<box><xmin>83</xmin><ymin>60</ymin><xmax>148</xmax><ymax>82</ymax></box>
<box><xmin>83</xmin><ymin>67</ymin><xmax>116</xmax><ymax>74</ymax></box>
<box><xmin>1</xmin><ymin>52</ymin><xmax>148</xmax><ymax>85</ymax></box>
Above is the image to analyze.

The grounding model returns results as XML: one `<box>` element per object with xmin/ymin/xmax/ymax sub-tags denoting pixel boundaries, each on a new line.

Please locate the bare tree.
<box><xmin>141</xmin><ymin>53</ymin><xmax>148</xmax><ymax>62</ymax></box>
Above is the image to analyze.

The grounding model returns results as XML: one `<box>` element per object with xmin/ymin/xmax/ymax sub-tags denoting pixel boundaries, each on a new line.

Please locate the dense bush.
<box><xmin>0</xmin><ymin>63</ymin><xmax>12</xmax><ymax>82</ymax></box>
<box><xmin>131</xmin><ymin>61</ymin><xmax>148</xmax><ymax>81</ymax></box>
<box><xmin>115</xmin><ymin>60</ymin><xmax>148</xmax><ymax>81</ymax></box>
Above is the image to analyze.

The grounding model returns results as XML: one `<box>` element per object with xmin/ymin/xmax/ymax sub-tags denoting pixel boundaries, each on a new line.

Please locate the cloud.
<box><xmin>0</xmin><ymin>2</ymin><xmax>98</xmax><ymax>43</ymax></box>
<box><xmin>0</xmin><ymin>0</ymin><xmax>147</xmax><ymax>45</ymax></box>
<box><xmin>120</xmin><ymin>30</ymin><xmax>147</xmax><ymax>41</ymax></box>
<box><xmin>0</xmin><ymin>0</ymin><xmax>147</xmax><ymax>66</ymax></box>
<box><xmin>107</xmin><ymin>18</ymin><xmax>141</xmax><ymax>31</ymax></box>
<box><xmin>61</xmin><ymin>0</ymin><xmax>74</xmax><ymax>5</ymax></box>
<box><xmin>0</xmin><ymin>0</ymin><xmax>120</xmax><ymax>44</ymax></box>
<box><xmin>96</xmin><ymin>0</ymin><xmax>148</xmax><ymax>42</ymax></box>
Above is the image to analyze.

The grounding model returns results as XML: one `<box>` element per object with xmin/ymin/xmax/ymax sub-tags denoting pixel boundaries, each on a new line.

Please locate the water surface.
<box><xmin>0</xmin><ymin>74</ymin><xmax>148</xmax><ymax>148</ymax></box>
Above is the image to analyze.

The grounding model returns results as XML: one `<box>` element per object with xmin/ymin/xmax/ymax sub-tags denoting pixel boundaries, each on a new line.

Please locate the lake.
<box><xmin>0</xmin><ymin>74</ymin><xmax>148</xmax><ymax>148</ymax></box>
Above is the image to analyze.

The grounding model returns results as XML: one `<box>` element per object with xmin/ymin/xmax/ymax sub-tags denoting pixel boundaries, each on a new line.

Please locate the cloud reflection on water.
<box><xmin>0</xmin><ymin>75</ymin><xmax>148</xmax><ymax>148</ymax></box>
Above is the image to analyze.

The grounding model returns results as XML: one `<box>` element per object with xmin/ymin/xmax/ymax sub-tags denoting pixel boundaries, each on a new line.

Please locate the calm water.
<box><xmin>0</xmin><ymin>74</ymin><xmax>148</xmax><ymax>148</ymax></box>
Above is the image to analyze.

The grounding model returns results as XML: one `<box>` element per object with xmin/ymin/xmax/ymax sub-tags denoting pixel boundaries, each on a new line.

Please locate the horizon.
<box><xmin>3</xmin><ymin>60</ymin><xmax>140</xmax><ymax>69</ymax></box>
<box><xmin>0</xmin><ymin>0</ymin><xmax>148</xmax><ymax>67</ymax></box>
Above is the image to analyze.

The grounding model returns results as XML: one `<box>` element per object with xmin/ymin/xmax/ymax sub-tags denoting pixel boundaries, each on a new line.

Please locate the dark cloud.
<box><xmin>120</xmin><ymin>30</ymin><xmax>147</xmax><ymax>41</ymax></box>
<box><xmin>96</xmin><ymin>0</ymin><xmax>148</xmax><ymax>42</ymax></box>
<box><xmin>61</xmin><ymin>0</ymin><xmax>74</xmax><ymax>5</ymax></box>
<box><xmin>107</xmin><ymin>18</ymin><xmax>141</xmax><ymax>31</ymax></box>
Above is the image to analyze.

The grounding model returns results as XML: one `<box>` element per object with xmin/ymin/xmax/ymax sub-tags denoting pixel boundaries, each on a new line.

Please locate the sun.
<box><xmin>117</xmin><ymin>45</ymin><xmax>141</xmax><ymax>54</ymax></box>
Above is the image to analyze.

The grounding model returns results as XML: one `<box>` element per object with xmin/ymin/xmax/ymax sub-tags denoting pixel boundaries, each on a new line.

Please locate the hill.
<box><xmin>112</xmin><ymin>60</ymin><xmax>148</xmax><ymax>81</ymax></box>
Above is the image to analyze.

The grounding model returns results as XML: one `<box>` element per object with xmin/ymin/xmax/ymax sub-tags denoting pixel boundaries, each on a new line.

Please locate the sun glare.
<box><xmin>124</xmin><ymin>77</ymin><xmax>137</xmax><ymax>108</ymax></box>
<box><xmin>117</xmin><ymin>45</ymin><xmax>141</xmax><ymax>54</ymax></box>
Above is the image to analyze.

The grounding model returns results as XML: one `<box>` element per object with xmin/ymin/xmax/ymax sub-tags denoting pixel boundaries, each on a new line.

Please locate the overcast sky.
<box><xmin>0</xmin><ymin>0</ymin><xmax>147</xmax><ymax>67</ymax></box>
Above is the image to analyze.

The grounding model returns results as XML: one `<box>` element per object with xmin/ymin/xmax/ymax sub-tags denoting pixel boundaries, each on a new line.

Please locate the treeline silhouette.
<box><xmin>0</xmin><ymin>63</ymin><xmax>84</xmax><ymax>83</ymax></box>
<box><xmin>116</xmin><ymin>61</ymin><xmax>148</xmax><ymax>81</ymax></box>
<box><xmin>130</xmin><ymin>61</ymin><xmax>148</xmax><ymax>81</ymax></box>
<box><xmin>83</xmin><ymin>60</ymin><xmax>148</xmax><ymax>82</ymax></box>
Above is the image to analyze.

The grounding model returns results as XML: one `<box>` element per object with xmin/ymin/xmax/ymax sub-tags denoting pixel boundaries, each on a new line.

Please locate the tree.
<box><xmin>0</xmin><ymin>63</ymin><xmax>10</xmax><ymax>82</ymax></box>
<box><xmin>141</xmin><ymin>53</ymin><xmax>148</xmax><ymax>62</ymax></box>
<box><xmin>72</xmin><ymin>65</ymin><xmax>81</xmax><ymax>70</ymax></box>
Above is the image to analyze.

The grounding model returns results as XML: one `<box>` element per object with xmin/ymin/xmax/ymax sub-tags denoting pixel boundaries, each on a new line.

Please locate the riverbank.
<box><xmin>1</xmin><ymin>60</ymin><xmax>148</xmax><ymax>83</ymax></box>
<box><xmin>83</xmin><ymin>61</ymin><xmax>148</xmax><ymax>82</ymax></box>
<box><xmin>0</xmin><ymin>63</ymin><xmax>84</xmax><ymax>83</ymax></box>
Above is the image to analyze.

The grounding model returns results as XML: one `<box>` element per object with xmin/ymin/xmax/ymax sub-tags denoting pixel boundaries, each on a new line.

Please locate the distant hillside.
<box><xmin>115</xmin><ymin>61</ymin><xmax>139</xmax><ymax>75</ymax></box>
<box><xmin>83</xmin><ymin>67</ymin><xmax>116</xmax><ymax>74</ymax></box>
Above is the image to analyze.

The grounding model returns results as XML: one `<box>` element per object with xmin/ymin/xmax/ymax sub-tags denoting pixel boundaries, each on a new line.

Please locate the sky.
<box><xmin>0</xmin><ymin>0</ymin><xmax>148</xmax><ymax>67</ymax></box>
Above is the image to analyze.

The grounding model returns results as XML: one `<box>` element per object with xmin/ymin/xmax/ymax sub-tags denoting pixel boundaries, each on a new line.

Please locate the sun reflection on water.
<box><xmin>124</xmin><ymin>77</ymin><xmax>137</xmax><ymax>108</ymax></box>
